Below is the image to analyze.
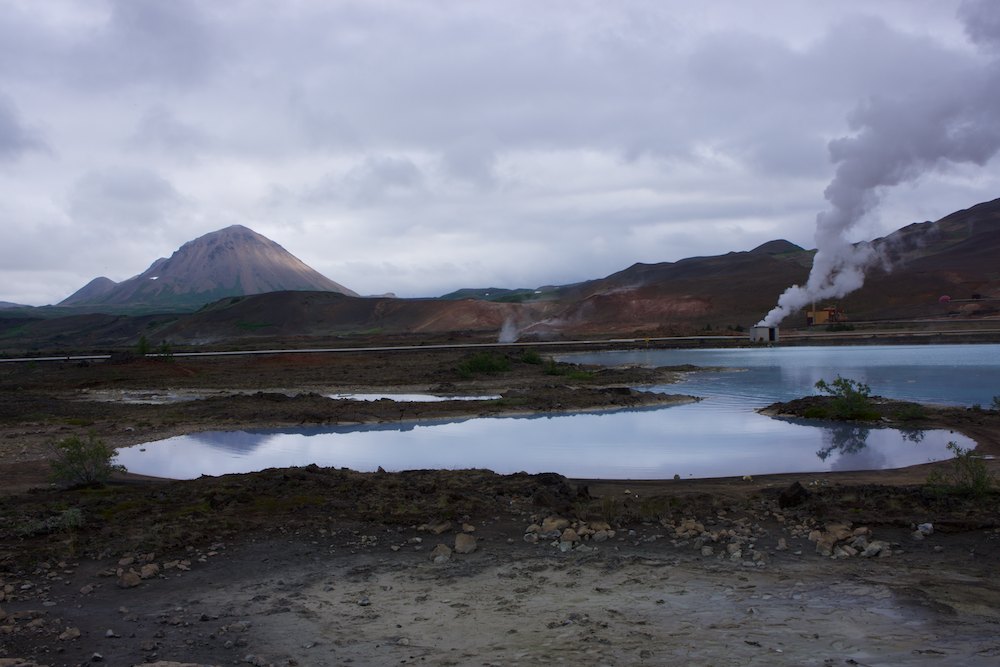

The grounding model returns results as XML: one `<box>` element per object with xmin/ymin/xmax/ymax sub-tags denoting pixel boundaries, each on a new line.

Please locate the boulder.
<box><xmin>117</xmin><ymin>571</ymin><xmax>142</xmax><ymax>589</ymax></box>
<box><xmin>454</xmin><ymin>533</ymin><xmax>477</xmax><ymax>554</ymax></box>
<box><xmin>778</xmin><ymin>481</ymin><xmax>810</xmax><ymax>508</ymax></box>
<box><xmin>541</xmin><ymin>516</ymin><xmax>570</xmax><ymax>533</ymax></box>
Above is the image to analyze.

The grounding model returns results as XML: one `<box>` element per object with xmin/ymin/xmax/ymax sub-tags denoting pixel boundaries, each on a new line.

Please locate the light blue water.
<box><xmin>561</xmin><ymin>343</ymin><xmax>1000</xmax><ymax>408</ymax></box>
<box><xmin>116</xmin><ymin>344</ymin><xmax>988</xmax><ymax>480</ymax></box>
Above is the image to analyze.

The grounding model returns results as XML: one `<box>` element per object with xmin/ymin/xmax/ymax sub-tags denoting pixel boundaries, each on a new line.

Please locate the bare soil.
<box><xmin>1</xmin><ymin>348</ymin><xmax>999</xmax><ymax>666</ymax></box>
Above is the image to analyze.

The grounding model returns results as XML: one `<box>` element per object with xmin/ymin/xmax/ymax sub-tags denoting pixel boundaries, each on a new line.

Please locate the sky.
<box><xmin>1</xmin><ymin>0</ymin><xmax>998</xmax><ymax>306</ymax></box>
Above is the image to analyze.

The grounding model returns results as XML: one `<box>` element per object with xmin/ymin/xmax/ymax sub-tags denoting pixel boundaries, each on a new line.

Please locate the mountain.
<box><xmin>59</xmin><ymin>225</ymin><xmax>357</xmax><ymax>310</ymax></box>
<box><xmin>60</xmin><ymin>277</ymin><xmax>118</xmax><ymax>306</ymax></box>
<box><xmin>0</xmin><ymin>301</ymin><xmax>28</xmax><ymax>309</ymax></box>
<box><xmin>4</xmin><ymin>198</ymin><xmax>998</xmax><ymax>353</ymax></box>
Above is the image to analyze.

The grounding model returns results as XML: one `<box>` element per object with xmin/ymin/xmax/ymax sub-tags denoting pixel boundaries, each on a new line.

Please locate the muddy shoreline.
<box><xmin>2</xmin><ymin>347</ymin><xmax>999</xmax><ymax>666</ymax></box>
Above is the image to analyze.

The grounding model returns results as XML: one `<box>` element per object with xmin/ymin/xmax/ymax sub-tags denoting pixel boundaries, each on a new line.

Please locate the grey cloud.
<box><xmin>69</xmin><ymin>167</ymin><xmax>184</xmax><ymax>231</ymax></box>
<box><xmin>959</xmin><ymin>0</ymin><xmax>1000</xmax><ymax>49</ymax></box>
<box><xmin>70</xmin><ymin>0</ymin><xmax>215</xmax><ymax>89</ymax></box>
<box><xmin>307</xmin><ymin>155</ymin><xmax>425</xmax><ymax>207</ymax></box>
<box><xmin>0</xmin><ymin>92</ymin><xmax>46</xmax><ymax>159</ymax></box>
<box><xmin>129</xmin><ymin>105</ymin><xmax>209</xmax><ymax>156</ymax></box>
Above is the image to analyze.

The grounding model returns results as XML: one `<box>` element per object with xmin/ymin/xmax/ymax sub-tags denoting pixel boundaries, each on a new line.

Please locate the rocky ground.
<box><xmin>1</xmin><ymin>347</ymin><xmax>999</xmax><ymax>666</ymax></box>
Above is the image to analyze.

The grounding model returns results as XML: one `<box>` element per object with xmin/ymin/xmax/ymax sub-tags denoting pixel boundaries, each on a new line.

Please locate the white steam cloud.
<box><xmin>759</xmin><ymin>0</ymin><xmax>1000</xmax><ymax>327</ymax></box>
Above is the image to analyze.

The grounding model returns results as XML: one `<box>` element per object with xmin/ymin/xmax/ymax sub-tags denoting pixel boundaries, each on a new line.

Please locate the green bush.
<box><xmin>992</xmin><ymin>395</ymin><xmax>1000</xmax><ymax>411</ymax></box>
<box><xmin>814</xmin><ymin>376</ymin><xmax>880</xmax><ymax>421</ymax></box>
<box><xmin>893</xmin><ymin>402</ymin><xmax>928</xmax><ymax>422</ymax></box>
<box><xmin>456</xmin><ymin>352</ymin><xmax>511</xmax><ymax>379</ymax></box>
<box><xmin>50</xmin><ymin>433</ymin><xmax>127</xmax><ymax>488</ymax></box>
<box><xmin>926</xmin><ymin>442</ymin><xmax>996</xmax><ymax>497</ymax></box>
<box><xmin>520</xmin><ymin>349</ymin><xmax>544</xmax><ymax>365</ymax></box>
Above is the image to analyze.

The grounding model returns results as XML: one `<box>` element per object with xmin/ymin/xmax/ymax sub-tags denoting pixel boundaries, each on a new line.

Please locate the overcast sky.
<box><xmin>2</xmin><ymin>0</ymin><xmax>998</xmax><ymax>305</ymax></box>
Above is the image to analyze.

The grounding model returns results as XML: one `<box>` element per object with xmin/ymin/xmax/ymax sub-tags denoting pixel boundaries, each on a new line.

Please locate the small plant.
<box><xmin>926</xmin><ymin>442</ymin><xmax>996</xmax><ymax>497</ymax></box>
<box><xmin>15</xmin><ymin>508</ymin><xmax>85</xmax><ymax>537</ymax></box>
<box><xmin>136</xmin><ymin>334</ymin><xmax>150</xmax><ymax>356</ymax></box>
<box><xmin>992</xmin><ymin>395</ymin><xmax>1000</xmax><ymax>412</ymax></box>
<box><xmin>455</xmin><ymin>352</ymin><xmax>511</xmax><ymax>379</ymax></box>
<box><xmin>520</xmin><ymin>349</ymin><xmax>543</xmax><ymax>365</ymax></box>
<box><xmin>893</xmin><ymin>402</ymin><xmax>928</xmax><ymax>422</ymax></box>
<box><xmin>157</xmin><ymin>339</ymin><xmax>174</xmax><ymax>360</ymax></box>
<box><xmin>814</xmin><ymin>376</ymin><xmax>880</xmax><ymax>421</ymax></box>
<box><xmin>49</xmin><ymin>433</ymin><xmax>127</xmax><ymax>488</ymax></box>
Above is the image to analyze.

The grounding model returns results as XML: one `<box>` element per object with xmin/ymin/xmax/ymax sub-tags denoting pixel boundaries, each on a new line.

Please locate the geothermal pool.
<box><xmin>115</xmin><ymin>343</ymin><xmax>993</xmax><ymax>480</ymax></box>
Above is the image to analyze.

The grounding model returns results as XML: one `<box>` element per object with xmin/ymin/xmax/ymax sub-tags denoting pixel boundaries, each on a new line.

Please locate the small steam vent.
<box><xmin>750</xmin><ymin>325</ymin><xmax>779</xmax><ymax>343</ymax></box>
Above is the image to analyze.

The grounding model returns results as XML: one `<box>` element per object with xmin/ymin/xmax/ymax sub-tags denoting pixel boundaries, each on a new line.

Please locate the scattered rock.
<box><xmin>430</xmin><ymin>544</ymin><xmax>452</xmax><ymax>563</ymax></box>
<box><xmin>118</xmin><ymin>571</ymin><xmax>142</xmax><ymax>589</ymax></box>
<box><xmin>140</xmin><ymin>563</ymin><xmax>161</xmax><ymax>579</ymax></box>
<box><xmin>560</xmin><ymin>528</ymin><xmax>579</xmax><ymax>544</ymax></box>
<box><xmin>541</xmin><ymin>516</ymin><xmax>570</xmax><ymax>533</ymax></box>
<box><xmin>59</xmin><ymin>626</ymin><xmax>82</xmax><ymax>641</ymax></box>
<box><xmin>454</xmin><ymin>533</ymin><xmax>477</xmax><ymax>554</ymax></box>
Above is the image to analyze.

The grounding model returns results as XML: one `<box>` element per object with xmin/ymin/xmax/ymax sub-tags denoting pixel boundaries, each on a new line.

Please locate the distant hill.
<box><xmin>0</xmin><ymin>301</ymin><xmax>28</xmax><ymax>310</ymax></box>
<box><xmin>60</xmin><ymin>277</ymin><xmax>118</xmax><ymax>306</ymax></box>
<box><xmin>58</xmin><ymin>225</ymin><xmax>357</xmax><ymax>311</ymax></box>
<box><xmin>3</xmin><ymin>198</ymin><xmax>998</xmax><ymax>353</ymax></box>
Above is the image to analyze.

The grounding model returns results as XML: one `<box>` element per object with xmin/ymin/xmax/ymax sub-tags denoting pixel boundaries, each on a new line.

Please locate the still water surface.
<box><xmin>116</xmin><ymin>344</ymin><xmax>990</xmax><ymax>480</ymax></box>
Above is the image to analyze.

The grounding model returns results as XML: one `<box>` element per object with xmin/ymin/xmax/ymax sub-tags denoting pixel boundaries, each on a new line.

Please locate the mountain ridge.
<box><xmin>3</xmin><ymin>197</ymin><xmax>997</xmax><ymax>352</ymax></box>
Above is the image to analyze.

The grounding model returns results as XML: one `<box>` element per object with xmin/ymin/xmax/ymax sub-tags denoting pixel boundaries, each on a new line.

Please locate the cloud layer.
<box><xmin>1</xmin><ymin>0</ymin><xmax>997</xmax><ymax>305</ymax></box>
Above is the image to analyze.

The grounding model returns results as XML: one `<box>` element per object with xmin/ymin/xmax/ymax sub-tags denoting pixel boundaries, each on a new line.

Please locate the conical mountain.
<box><xmin>61</xmin><ymin>225</ymin><xmax>357</xmax><ymax>310</ymax></box>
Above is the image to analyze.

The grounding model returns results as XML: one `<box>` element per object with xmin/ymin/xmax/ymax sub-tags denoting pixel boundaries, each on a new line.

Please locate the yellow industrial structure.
<box><xmin>806</xmin><ymin>305</ymin><xmax>846</xmax><ymax>326</ymax></box>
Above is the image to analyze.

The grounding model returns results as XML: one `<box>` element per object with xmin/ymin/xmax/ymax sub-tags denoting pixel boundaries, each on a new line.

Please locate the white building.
<box><xmin>750</xmin><ymin>326</ymin><xmax>779</xmax><ymax>343</ymax></box>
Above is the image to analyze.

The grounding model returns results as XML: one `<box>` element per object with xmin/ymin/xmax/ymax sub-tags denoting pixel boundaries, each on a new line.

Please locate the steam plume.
<box><xmin>759</xmin><ymin>1</ymin><xmax>1000</xmax><ymax>327</ymax></box>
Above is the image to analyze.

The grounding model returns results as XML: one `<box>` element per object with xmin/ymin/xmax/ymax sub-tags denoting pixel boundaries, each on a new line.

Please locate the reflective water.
<box><xmin>561</xmin><ymin>343</ymin><xmax>1000</xmax><ymax>408</ymax></box>
<box><xmin>117</xmin><ymin>344</ymin><xmax>986</xmax><ymax>480</ymax></box>
<box><xmin>327</xmin><ymin>393</ymin><xmax>501</xmax><ymax>402</ymax></box>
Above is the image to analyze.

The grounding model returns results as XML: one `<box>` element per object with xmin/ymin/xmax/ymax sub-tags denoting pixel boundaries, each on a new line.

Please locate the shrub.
<box><xmin>814</xmin><ymin>376</ymin><xmax>880</xmax><ymax>421</ymax></box>
<box><xmin>992</xmin><ymin>395</ymin><xmax>1000</xmax><ymax>412</ymax></box>
<box><xmin>520</xmin><ymin>349</ymin><xmax>544</xmax><ymax>365</ymax></box>
<box><xmin>926</xmin><ymin>442</ymin><xmax>996</xmax><ymax>497</ymax></box>
<box><xmin>50</xmin><ymin>433</ymin><xmax>127</xmax><ymax>488</ymax></box>
<box><xmin>456</xmin><ymin>352</ymin><xmax>511</xmax><ymax>379</ymax></box>
<box><xmin>16</xmin><ymin>508</ymin><xmax>84</xmax><ymax>537</ymax></box>
<box><xmin>893</xmin><ymin>402</ymin><xmax>928</xmax><ymax>422</ymax></box>
<box><xmin>136</xmin><ymin>334</ymin><xmax>150</xmax><ymax>356</ymax></box>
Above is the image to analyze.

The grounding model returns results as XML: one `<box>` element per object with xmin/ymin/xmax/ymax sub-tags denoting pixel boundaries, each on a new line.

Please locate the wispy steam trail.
<box><xmin>759</xmin><ymin>1</ymin><xmax>1000</xmax><ymax>327</ymax></box>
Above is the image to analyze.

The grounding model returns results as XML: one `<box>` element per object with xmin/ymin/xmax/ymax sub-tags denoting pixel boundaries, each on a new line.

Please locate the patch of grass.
<box><xmin>173</xmin><ymin>501</ymin><xmax>212</xmax><ymax>517</ymax></box>
<box><xmin>236</xmin><ymin>321</ymin><xmax>272</xmax><ymax>331</ymax></box>
<box><xmin>456</xmin><ymin>352</ymin><xmax>511</xmax><ymax>379</ymax></box>
<box><xmin>15</xmin><ymin>508</ymin><xmax>84</xmax><ymax>537</ymax></box>
<box><xmin>520</xmin><ymin>349</ymin><xmax>544</xmax><ymax>365</ymax></box>
<box><xmin>893</xmin><ymin>402</ymin><xmax>928</xmax><ymax>422</ymax></box>
<box><xmin>63</xmin><ymin>417</ymin><xmax>95</xmax><ymax>427</ymax></box>
<box><xmin>100</xmin><ymin>499</ymin><xmax>145</xmax><ymax>520</ymax></box>
<box><xmin>543</xmin><ymin>360</ymin><xmax>595</xmax><ymax>380</ymax></box>
<box><xmin>926</xmin><ymin>442</ymin><xmax>997</xmax><ymax>498</ymax></box>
